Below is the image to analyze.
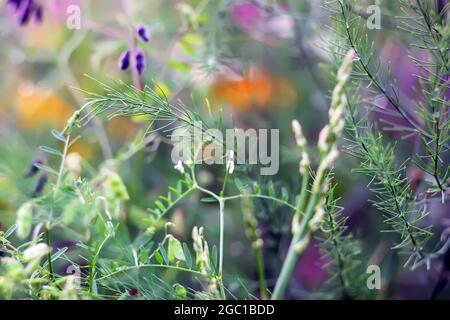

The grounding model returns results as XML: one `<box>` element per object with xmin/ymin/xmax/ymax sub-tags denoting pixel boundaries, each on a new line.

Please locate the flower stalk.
<box><xmin>271</xmin><ymin>49</ymin><xmax>355</xmax><ymax>299</ymax></box>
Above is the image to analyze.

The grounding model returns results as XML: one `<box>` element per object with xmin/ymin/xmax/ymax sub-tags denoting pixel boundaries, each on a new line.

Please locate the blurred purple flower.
<box><xmin>24</xmin><ymin>158</ymin><xmax>44</xmax><ymax>177</ymax></box>
<box><xmin>119</xmin><ymin>49</ymin><xmax>145</xmax><ymax>75</ymax></box>
<box><xmin>442</xmin><ymin>73</ymin><xmax>450</xmax><ymax>101</ymax></box>
<box><xmin>233</xmin><ymin>2</ymin><xmax>264</xmax><ymax>30</ymax></box>
<box><xmin>128</xmin><ymin>287</ymin><xmax>139</xmax><ymax>297</ymax></box>
<box><xmin>119</xmin><ymin>50</ymin><xmax>131</xmax><ymax>70</ymax></box>
<box><xmin>232</xmin><ymin>1</ymin><xmax>294</xmax><ymax>45</ymax></box>
<box><xmin>137</xmin><ymin>26</ymin><xmax>150</xmax><ymax>42</ymax></box>
<box><xmin>135</xmin><ymin>51</ymin><xmax>145</xmax><ymax>75</ymax></box>
<box><xmin>34</xmin><ymin>4</ymin><xmax>42</xmax><ymax>23</ymax></box>
<box><xmin>369</xmin><ymin>43</ymin><xmax>427</xmax><ymax>138</ymax></box>
<box><xmin>7</xmin><ymin>0</ymin><xmax>22</xmax><ymax>9</ymax></box>
<box><xmin>32</xmin><ymin>174</ymin><xmax>48</xmax><ymax>197</ymax></box>
<box><xmin>7</xmin><ymin>0</ymin><xmax>43</xmax><ymax>25</ymax></box>
<box><xmin>438</xmin><ymin>0</ymin><xmax>448</xmax><ymax>20</ymax></box>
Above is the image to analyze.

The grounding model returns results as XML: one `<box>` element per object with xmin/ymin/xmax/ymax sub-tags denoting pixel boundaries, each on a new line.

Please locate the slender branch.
<box><xmin>337</xmin><ymin>0</ymin><xmax>435</xmax><ymax>142</ymax></box>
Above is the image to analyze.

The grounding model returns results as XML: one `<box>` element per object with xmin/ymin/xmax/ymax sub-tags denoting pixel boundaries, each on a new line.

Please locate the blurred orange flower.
<box><xmin>15</xmin><ymin>83</ymin><xmax>73</xmax><ymax>129</ymax></box>
<box><xmin>209</xmin><ymin>66</ymin><xmax>296</xmax><ymax>111</ymax></box>
<box><xmin>107</xmin><ymin>118</ymin><xmax>140</xmax><ymax>141</ymax></box>
<box><xmin>68</xmin><ymin>140</ymin><xmax>94</xmax><ymax>160</ymax></box>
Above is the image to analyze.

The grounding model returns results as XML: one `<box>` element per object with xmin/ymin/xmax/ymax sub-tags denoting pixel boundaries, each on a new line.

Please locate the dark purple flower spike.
<box><xmin>119</xmin><ymin>50</ymin><xmax>131</xmax><ymax>70</ymax></box>
<box><xmin>19</xmin><ymin>0</ymin><xmax>32</xmax><ymax>25</ymax></box>
<box><xmin>32</xmin><ymin>174</ymin><xmax>48</xmax><ymax>197</ymax></box>
<box><xmin>34</xmin><ymin>4</ymin><xmax>43</xmax><ymax>23</ymax></box>
<box><xmin>8</xmin><ymin>0</ymin><xmax>43</xmax><ymax>25</ymax></box>
<box><xmin>135</xmin><ymin>51</ymin><xmax>145</xmax><ymax>75</ymax></box>
<box><xmin>137</xmin><ymin>26</ymin><xmax>150</xmax><ymax>42</ymax></box>
<box><xmin>24</xmin><ymin>158</ymin><xmax>44</xmax><ymax>177</ymax></box>
<box><xmin>7</xmin><ymin>0</ymin><xmax>22</xmax><ymax>10</ymax></box>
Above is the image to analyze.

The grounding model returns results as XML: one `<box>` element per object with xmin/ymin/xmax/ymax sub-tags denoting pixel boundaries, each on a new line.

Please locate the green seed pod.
<box><xmin>173</xmin><ymin>283</ymin><xmax>187</xmax><ymax>300</ymax></box>
<box><xmin>16</xmin><ymin>202</ymin><xmax>33</xmax><ymax>239</ymax></box>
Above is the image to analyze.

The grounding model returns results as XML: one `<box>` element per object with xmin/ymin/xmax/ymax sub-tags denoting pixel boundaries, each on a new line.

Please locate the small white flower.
<box><xmin>299</xmin><ymin>152</ymin><xmax>310</xmax><ymax>175</ymax></box>
<box><xmin>317</xmin><ymin>125</ymin><xmax>330</xmax><ymax>152</ymax></box>
<box><xmin>226</xmin><ymin>150</ymin><xmax>234</xmax><ymax>174</ymax></box>
<box><xmin>291</xmin><ymin>119</ymin><xmax>306</xmax><ymax>149</ymax></box>
<box><xmin>174</xmin><ymin>160</ymin><xmax>185</xmax><ymax>174</ymax></box>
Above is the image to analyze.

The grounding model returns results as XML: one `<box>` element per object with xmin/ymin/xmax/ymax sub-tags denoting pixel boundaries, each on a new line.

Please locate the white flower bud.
<box><xmin>337</xmin><ymin>49</ymin><xmax>355</xmax><ymax>82</ymax></box>
<box><xmin>226</xmin><ymin>150</ymin><xmax>234</xmax><ymax>174</ymax></box>
<box><xmin>294</xmin><ymin>235</ymin><xmax>310</xmax><ymax>254</ymax></box>
<box><xmin>292</xmin><ymin>119</ymin><xmax>307</xmax><ymax>149</ymax></box>
<box><xmin>309</xmin><ymin>200</ymin><xmax>326</xmax><ymax>231</ymax></box>
<box><xmin>299</xmin><ymin>152</ymin><xmax>310</xmax><ymax>175</ymax></box>
<box><xmin>320</xmin><ymin>147</ymin><xmax>339</xmax><ymax>171</ymax></box>
<box><xmin>174</xmin><ymin>160</ymin><xmax>185</xmax><ymax>174</ymax></box>
<box><xmin>318</xmin><ymin>125</ymin><xmax>330</xmax><ymax>152</ymax></box>
<box><xmin>313</xmin><ymin>147</ymin><xmax>339</xmax><ymax>193</ymax></box>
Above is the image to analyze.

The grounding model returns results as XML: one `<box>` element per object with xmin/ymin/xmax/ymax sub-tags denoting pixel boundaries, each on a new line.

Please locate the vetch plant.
<box><xmin>1</xmin><ymin>0</ymin><xmax>449</xmax><ymax>301</ymax></box>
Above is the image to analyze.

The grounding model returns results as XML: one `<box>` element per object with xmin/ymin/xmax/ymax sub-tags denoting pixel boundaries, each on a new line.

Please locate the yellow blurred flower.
<box><xmin>15</xmin><ymin>83</ymin><xmax>73</xmax><ymax>129</ymax></box>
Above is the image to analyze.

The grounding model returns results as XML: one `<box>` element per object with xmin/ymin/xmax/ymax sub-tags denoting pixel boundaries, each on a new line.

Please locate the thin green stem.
<box><xmin>44</xmin><ymin>222</ymin><xmax>54</xmax><ymax>280</ymax></box>
<box><xmin>271</xmin><ymin>193</ymin><xmax>319</xmax><ymax>300</ymax></box>
<box><xmin>218</xmin><ymin>199</ymin><xmax>225</xmax><ymax>274</ymax></box>
<box><xmin>222</xmin><ymin>194</ymin><xmax>297</xmax><ymax>211</ymax></box>
<box><xmin>254</xmin><ymin>245</ymin><xmax>268</xmax><ymax>300</ymax></box>
<box><xmin>89</xmin><ymin>235</ymin><xmax>110</xmax><ymax>295</ymax></box>
<box><xmin>55</xmin><ymin>134</ymin><xmax>70</xmax><ymax>194</ymax></box>
<box><xmin>296</xmin><ymin>171</ymin><xmax>310</xmax><ymax>216</ymax></box>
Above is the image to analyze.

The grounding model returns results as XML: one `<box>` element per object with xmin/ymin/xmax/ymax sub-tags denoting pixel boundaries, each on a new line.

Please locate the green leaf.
<box><xmin>254</xmin><ymin>182</ymin><xmax>261</xmax><ymax>194</ymax></box>
<box><xmin>155</xmin><ymin>251</ymin><xmax>164</xmax><ymax>265</ymax></box>
<box><xmin>140</xmin><ymin>249</ymin><xmax>148</xmax><ymax>264</ymax></box>
<box><xmin>183</xmin><ymin>33</ymin><xmax>203</xmax><ymax>45</ymax></box>
<box><xmin>39</xmin><ymin>145</ymin><xmax>63</xmax><ymax>157</ymax></box>
<box><xmin>60</xmin><ymin>185</ymin><xmax>77</xmax><ymax>197</ymax></box>
<box><xmin>268</xmin><ymin>182</ymin><xmax>274</xmax><ymax>197</ymax></box>
<box><xmin>281</xmin><ymin>187</ymin><xmax>289</xmax><ymax>202</ymax></box>
<box><xmin>34</xmin><ymin>163</ymin><xmax>59</xmax><ymax>175</ymax></box>
<box><xmin>211</xmin><ymin>245</ymin><xmax>218</xmax><ymax>270</ymax></box>
<box><xmin>180</xmin><ymin>40</ymin><xmax>197</xmax><ymax>57</ymax></box>
<box><xmin>200</xmin><ymin>197</ymin><xmax>217</xmax><ymax>203</ymax></box>
<box><xmin>155</xmin><ymin>200</ymin><xmax>166</xmax><ymax>211</ymax></box>
<box><xmin>168</xmin><ymin>236</ymin><xmax>185</xmax><ymax>262</ymax></box>
<box><xmin>168</xmin><ymin>60</ymin><xmax>191</xmax><ymax>73</ymax></box>
<box><xmin>51</xmin><ymin>129</ymin><xmax>66</xmax><ymax>142</ymax></box>
<box><xmin>51</xmin><ymin>247</ymin><xmax>68</xmax><ymax>263</ymax></box>
<box><xmin>169</xmin><ymin>186</ymin><xmax>181</xmax><ymax>195</ymax></box>
<box><xmin>182</xmin><ymin>243</ymin><xmax>193</xmax><ymax>269</ymax></box>
<box><xmin>4</xmin><ymin>225</ymin><xmax>17</xmax><ymax>238</ymax></box>
<box><xmin>159</xmin><ymin>244</ymin><xmax>169</xmax><ymax>265</ymax></box>
<box><xmin>234</xmin><ymin>178</ymin><xmax>247</xmax><ymax>192</ymax></box>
